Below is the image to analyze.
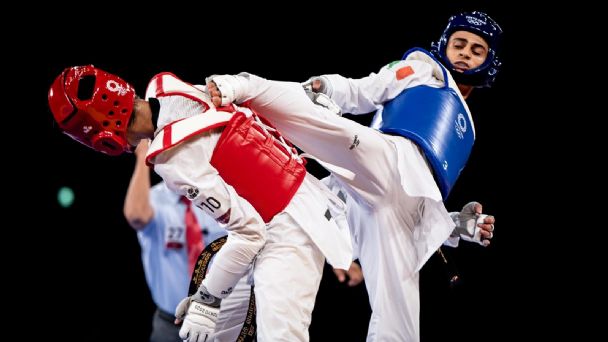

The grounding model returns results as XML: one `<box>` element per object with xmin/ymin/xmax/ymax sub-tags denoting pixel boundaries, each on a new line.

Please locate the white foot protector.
<box><xmin>206</xmin><ymin>74</ymin><xmax>245</xmax><ymax>107</ymax></box>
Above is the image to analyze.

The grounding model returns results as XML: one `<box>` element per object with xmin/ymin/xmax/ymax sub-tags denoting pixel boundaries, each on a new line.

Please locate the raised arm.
<box><xmin>312</xmin><ymin>57</ymin><xmax>442</xmax><ymax>114</ymax></box>
<box><xmin>123</xmin><ymin>140</ymin><xmax>154</xmax><ymax>230</ymax></box>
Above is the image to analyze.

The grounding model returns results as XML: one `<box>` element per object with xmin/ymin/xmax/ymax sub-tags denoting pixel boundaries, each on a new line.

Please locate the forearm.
<box><xmin>123</xmin><ymin>146</ymin><xmax>154</xmax><ymax>230</ymax></box>
<box><xmin>321</xmin><ymin>73</ymin><xmax>384</xmax><ymax>114</ymax></box>
<box><xmin>202</xmin><ymin>230</ymin><xmax>263</xmax><ymax>298</ymax></box>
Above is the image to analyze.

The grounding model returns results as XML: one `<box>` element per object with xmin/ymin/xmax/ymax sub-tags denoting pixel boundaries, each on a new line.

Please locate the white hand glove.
<box><xmin>175</xmin><ymin>286</ymin><xmax>221</xmax><ymax>342</ymax></box>
<box><xmin>451</xmin><ymin>202</ymin><xmax>492</xmax><ymax>246</ymax></box>
<box><xmin>302</xmin><ymin>76</ymin><xmax>341</xmax><ymax>116</ymax></box>
<box><xmin>301</xmin><ymin>76</ymin><xmax>332</xmax><ymax>96</ymax></box>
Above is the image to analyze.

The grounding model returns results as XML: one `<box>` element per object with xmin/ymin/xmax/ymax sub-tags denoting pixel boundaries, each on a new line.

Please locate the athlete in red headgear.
<box><xmin>49</xmin><ymin>67</ymin><xmax>353</xmax><ymax>342</ymax></box>
<box><xmin>49</xmin><ymin>65</ymin><xmax>136</xmax><ymax>156</ymax></box>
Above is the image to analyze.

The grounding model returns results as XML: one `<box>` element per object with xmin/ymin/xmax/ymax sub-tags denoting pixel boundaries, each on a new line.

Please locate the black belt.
<box><xmin>157</xmin><ymin>308</ymin><xmax>175</xmax><ymax>322</ymax></box>
<box><xmin>189</xmin><ymin>236</ymin><xmax>256</xmax><ymax>342</ymax></box>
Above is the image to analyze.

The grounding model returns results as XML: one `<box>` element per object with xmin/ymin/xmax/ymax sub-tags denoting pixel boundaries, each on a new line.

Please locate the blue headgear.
<box><xmin>430</xmin><ymin>11</ymin><xmax>503</xmax><ymax>88</ymax></box>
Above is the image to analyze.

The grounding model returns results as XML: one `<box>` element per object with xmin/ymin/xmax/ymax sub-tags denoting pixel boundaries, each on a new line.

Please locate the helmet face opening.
<box><xmin>76</xmin><ymin>75</ymin><xmax>96</xmax><ymax>102</ymax></box>
<box><xmin>48</xmin><ymin>65</ymin><xmax>136</xmax><ymax>156</ymax></box>
<box><xmin>430</xmin><ymin>11</ymin><xmax>503</xmax><ymax>87</ymax></box>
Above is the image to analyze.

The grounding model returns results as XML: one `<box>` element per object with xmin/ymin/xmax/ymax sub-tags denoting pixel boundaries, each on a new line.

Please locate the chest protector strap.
<box><xmin>379</xmin><ymin>48</ymin><xmax>475</xmax><ymax>200</ymax></box>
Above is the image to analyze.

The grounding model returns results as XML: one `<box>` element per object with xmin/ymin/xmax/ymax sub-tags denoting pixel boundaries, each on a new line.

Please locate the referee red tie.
<box><xmin>180</xmin><ymin>196</ymin><xmax>204</xmax><ymax>275</ymax></box>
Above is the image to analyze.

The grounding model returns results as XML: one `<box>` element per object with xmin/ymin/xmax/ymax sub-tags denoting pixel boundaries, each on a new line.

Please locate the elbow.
<box><xmin>123</xmin><ymin>205</ymin><xmax>153</xmax><ymax>230</ymax></box>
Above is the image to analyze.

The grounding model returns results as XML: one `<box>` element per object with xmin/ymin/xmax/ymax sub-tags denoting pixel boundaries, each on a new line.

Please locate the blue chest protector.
<box><xmin>379</xmin><ymin>48</ymin><xmax>474</xmax><ymax>200</ymax></box>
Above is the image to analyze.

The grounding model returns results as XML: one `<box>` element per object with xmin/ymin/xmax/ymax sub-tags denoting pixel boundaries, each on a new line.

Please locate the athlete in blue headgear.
<box><xmin>196</xmin><ymin>11</ymin><xmax>499</xmax><ymax>341</ymax></box>
<box><xmin>431</xmin><ymin>10</ymin><xmax>502</xmax><ymax>89</ymax></box>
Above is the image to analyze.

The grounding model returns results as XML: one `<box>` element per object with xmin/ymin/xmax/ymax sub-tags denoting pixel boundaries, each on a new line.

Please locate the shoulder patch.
<box><xmin>396</xmin><ymin>66</ymin><xmax>415</xmax><ymax>80</ymax></box>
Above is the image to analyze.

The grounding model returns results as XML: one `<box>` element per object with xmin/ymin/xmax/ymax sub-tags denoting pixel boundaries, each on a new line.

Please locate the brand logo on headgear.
<box><xmin>106</xmin><ymin>80</ymin><xmax>128</xmax><ymax>95</ymax></box>
<box><xmin>466</xmin><ymin>15</ymin><xmax>486</xmax><ymax>26</ymax></box>
<box><xmin>455</xmin><ymin>113</ymin><xmax>467</xmax><ymax>139</ymax></box>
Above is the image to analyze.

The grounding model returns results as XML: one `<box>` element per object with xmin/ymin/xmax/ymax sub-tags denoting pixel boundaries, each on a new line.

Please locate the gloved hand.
<box><xmin>302</xmin><ymin>76</ymin><xmax>341</xmax><ymax>116</ymax></box>
<box><xmin>450</xmin><ymin>201</ymin><xmax>495</xmax><ymax>246</ymax></box>
<box><xmin>175</xmin><ymin>285</ymin><xmax>222</xmax><ymax>342</ymax></box>
<box><xmin>301</xmin><ymin>76</ymin><xmax>331</xmax><ymax>95</ymax></box>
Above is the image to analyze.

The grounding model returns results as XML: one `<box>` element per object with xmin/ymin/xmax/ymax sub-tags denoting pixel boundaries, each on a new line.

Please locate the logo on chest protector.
<box><xmin>455</xmin><ymin>113</ymin><xmax>467</xmax><ymax>139</ymax></box>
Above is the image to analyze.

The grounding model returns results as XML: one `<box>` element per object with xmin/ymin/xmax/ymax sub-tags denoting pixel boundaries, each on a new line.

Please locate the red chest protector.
<box><xmin>211</xmin><ymin>111</ymin><xmax>306</xmax><ymax>222</ymax></box>
<box><xmin>146</xmin><ymin>73</ymin><xmax>306</xmax><ymax>222</ymax></box>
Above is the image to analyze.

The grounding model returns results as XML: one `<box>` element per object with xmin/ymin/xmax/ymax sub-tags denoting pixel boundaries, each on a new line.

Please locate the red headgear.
<box><xmin>48</xmin><ymin>65</ymin><xmax>136</xmax><ymax>156</ymax></box>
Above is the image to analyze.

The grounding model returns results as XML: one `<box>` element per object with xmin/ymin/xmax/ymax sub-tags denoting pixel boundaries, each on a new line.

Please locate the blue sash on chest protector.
<box><xmin>379</xmin><ymin>48</ymin><xmax>474</xmax><ymax>200</ymax></box>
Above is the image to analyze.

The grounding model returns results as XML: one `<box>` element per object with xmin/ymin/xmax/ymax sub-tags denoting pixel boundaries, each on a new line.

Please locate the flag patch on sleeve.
<box><xmin>396</xmin><ymin>66</ymin><xmax>414</xmax><ymax>80</ymax></box>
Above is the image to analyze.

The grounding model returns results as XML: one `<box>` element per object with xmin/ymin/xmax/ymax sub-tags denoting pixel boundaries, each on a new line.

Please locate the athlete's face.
<box><xmin>126</xmin><ymin>98</ymin><xmax>155</xmax><ymax>149</ymax></box>
<box><xmin>445</xmin><ymin>30</ymin><xmax>488</xmax><ymax>73</ymax></box>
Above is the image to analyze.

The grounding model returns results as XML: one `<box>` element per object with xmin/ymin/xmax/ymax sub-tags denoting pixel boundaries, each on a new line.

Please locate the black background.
<box><xmin>19</xmin><ymin>2</ymin><xmax>545</xmax><ymax>341</ymax></box>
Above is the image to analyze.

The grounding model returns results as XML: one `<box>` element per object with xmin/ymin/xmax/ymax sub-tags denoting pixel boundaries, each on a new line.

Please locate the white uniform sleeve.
<box><xmin>443</xmin><ymin>212</ymin><xmax>461</xmax><ymax>247</ymax></box>
<box><xmin>153</xmin><ymin>97</ymin><xmax>266</xmax><ymax>299</ymax></box>
<box><xmin>321</xmin><ymin>59</ymin><xmax>441</xmax><ymax>115</ymax></box>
